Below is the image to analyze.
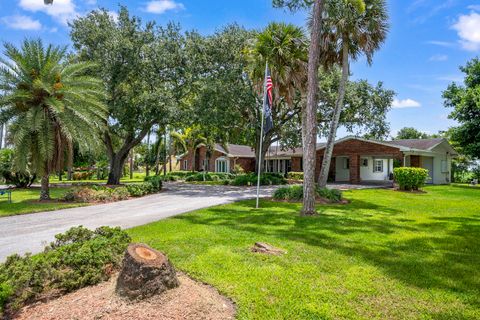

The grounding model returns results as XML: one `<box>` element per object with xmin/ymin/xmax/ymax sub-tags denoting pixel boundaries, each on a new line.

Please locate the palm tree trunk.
<box><xmin>40</xmin><ymin>174</ymin><xmax>50</xmax><ymax>201</ymax></box>
<box><xmin>318</xmin><ymin>39</ymin><xmax>349</xmax><ymax>188</ymax></box>
<box><xmin>0</xmin><ymin>122</ymin><xmax>4</xmax><ymax>149</ymax></box>
<box><xmin>302</xmin><ymin>0</ymin><xmax>325</xmax><ymax>216</ymax></box>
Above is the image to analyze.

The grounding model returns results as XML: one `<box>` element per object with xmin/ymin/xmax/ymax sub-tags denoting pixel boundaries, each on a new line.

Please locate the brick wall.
<box><xmin>315</xmin><ymin>139</ymin><xmax>404</xmax><ymax>184</ymax></box>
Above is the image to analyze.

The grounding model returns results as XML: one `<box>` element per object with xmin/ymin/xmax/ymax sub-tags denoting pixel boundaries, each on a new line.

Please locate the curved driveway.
<box><xmin>0</xmin><ymin>183</ymin><xmax>276</xmax><ymax>262</ymax></box>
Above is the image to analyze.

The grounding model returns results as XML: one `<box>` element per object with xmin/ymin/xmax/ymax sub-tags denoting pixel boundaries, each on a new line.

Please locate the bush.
<box><xmin>394</xmin><ymin>167</ymin><xmax>429</xmax><ymax>191</ymax></box>
<box><xmin>125</xmin><ymin>183</ymin><xmax>151</xmax><ymax>197</ymax></box>
<box><xmin>72</xmin><ymin>171</ymin><xmax>95</xmax><ymax>181</ymax></box>
<box><xmin>0</xmin><ymin>149</ymin><xmax>36</xmax><ymax>188</ymax></box>
<box><xmin>316</xmin><ymin>187</ymin><xmax>342</xmax><ymax>202</ymax></box>
<box><xmin>273</xmin><ymin>185</ymin><xmax>343</xmax><ymax>202</ymax></box>
<box><xmin>144</xmin><ymin>175</ymin><xmax>163</xmax><ymax>192</ymax></box>
<box><xmin>287</xmin><ymin>172</ymin><xmax>304</xmax><ymax>180</ymax></box>
<box><xmin>231</xmin><ymin>173</ymin><xmax>287</xmax><ymax>186</ymax></box>
<box><xmin>63</xmin><ymin>186</ymin><xmax>130</xmax><ymax>202</ymax></box>
<box><xmin>0</xmin><ymin>226</ymin><xmax>130</xmax><ymax>314</ymax></box>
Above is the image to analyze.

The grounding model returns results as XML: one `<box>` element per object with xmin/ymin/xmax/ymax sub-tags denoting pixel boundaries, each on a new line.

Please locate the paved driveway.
<box><xmin>0</xmin><ymin>183</ymin><xmax>276</xmax><ymax>262</ymax></box>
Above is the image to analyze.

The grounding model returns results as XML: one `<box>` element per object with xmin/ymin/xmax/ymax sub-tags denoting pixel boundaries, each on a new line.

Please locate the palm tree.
<box><xmin>0</xmin><ymin>39</ymin><xmax>107</xmax><ymax>200</ymax></box>
<box><xmin>170</xmin><ymin>127</ymin><xmax>208</xmax><ymax>172</ymax></box>
<box><xmin>245</xmin><ymin>22</ymin><xmax>308</xmax><ymax>173</ymax></box>
<box><xmin>317</xmin><ymin>0</ymin><xmax>388</xmax><ymax>187</ymax></box>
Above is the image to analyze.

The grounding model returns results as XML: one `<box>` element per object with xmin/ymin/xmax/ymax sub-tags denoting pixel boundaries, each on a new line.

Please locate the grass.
<box><xmin>0</xmin><ymin>187</ymin><xmax>86</xmax><ymax>217</ymax></box>
<box><xmin>128</xmin><ymin>185</ymin><xmax>480</xmax><ymax>319</ymax></box>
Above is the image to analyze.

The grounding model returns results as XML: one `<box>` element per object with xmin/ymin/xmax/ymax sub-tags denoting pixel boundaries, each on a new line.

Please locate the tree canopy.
<box><xmin>394</xmin><ymin>127</ymin><xmax>430</xmax><ymax>140</ymax></box>
<box><xmin>443</xmin><ymin>57</ymin><xmax>480</xmax><ymax>159</ymax></box>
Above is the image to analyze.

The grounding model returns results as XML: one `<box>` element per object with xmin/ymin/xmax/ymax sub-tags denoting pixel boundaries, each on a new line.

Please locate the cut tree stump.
<box><xmin>116</xmin><ymin>243</ymin><xmax>179</xmax><ymax>300</ymax></box>
<box><xmin>251</xmin><ymin>242</ymin><xmax>286</xmax><ymax>255</ymax></box>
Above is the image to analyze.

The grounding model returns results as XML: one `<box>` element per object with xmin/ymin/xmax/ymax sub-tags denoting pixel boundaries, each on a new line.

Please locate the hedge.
<box><xmin>273</xmin><ymin>185</ymin><xmax>342</xmax><ymax>202</ymax></box>
<box><xmin>231</xmin><ymin>173</ymin><xmax>287</xmax><ymax>186</ymax></box>
<box><xmin>393</xmin><ymin>167</ymin><xmax>429</xmax><ymax>191</ymax></box>
<box><xmin>287</xmin><ymin>172</ymin><xmax>304</xmax><ymax>180</ymax></box>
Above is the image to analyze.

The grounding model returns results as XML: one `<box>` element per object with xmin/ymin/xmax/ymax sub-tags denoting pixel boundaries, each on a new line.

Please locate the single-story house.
<box><xmin>177</xmin><ymin>136</ymin><xmax>458</xmax><ymax>185</ymax></box>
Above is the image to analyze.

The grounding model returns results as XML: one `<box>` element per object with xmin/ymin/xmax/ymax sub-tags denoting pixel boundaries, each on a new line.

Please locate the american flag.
<box><xmin>263</xmin><ymin>67</ymin><xmax>274</xmax><ymax>135</ymax></box>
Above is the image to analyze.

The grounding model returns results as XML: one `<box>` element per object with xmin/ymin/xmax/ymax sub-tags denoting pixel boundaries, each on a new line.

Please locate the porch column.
<box><xmin>350</xmin><ymin>154</ymin><xmax>361</xmax><ymax>184</ymax></box>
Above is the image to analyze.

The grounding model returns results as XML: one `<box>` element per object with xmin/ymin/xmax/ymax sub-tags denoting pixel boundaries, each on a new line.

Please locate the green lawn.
<box><xmin>128</xmin><ymin>185</ymin><xmax>480</xmax><ymax>319</ymax></box>
<box><xmin>0</xmin><ymin>187</ymin><xmax>86</xmax><ymax>217</ymax></box>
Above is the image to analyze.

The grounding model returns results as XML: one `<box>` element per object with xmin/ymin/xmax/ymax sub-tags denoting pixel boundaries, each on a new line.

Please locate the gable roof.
<box><xmin>385</xmin><ymin>138</ymin><xmax>444</xmax><ymax>150</ymax></box>
<box><xmin>210</xmin><ymin>137</ymin><xmax>457</xmax><ymax>158</ymax></box>
<box><xmin>215</xmin><ymin>144</ymin><xmax>256</xmax><ymax>158</ymax></box>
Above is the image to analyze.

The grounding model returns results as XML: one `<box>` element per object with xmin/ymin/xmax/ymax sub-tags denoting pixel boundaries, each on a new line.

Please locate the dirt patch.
<box><xmin>13</xmin><ymin>273</ymin><xmax>235</xmax><ymax>320</ymax></box>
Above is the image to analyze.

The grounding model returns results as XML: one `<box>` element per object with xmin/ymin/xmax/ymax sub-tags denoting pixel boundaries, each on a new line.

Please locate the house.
<box><xmin>177</xmin><ymin>136</ymin><xmax>457</xmax><ymax>185</ymax></box>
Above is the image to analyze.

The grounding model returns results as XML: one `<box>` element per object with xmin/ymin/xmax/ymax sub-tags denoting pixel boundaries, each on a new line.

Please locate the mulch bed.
<box><xmin>13</xmin><ymin>273</ymin><xmax>236</xmax><ymax>320</ymax></box>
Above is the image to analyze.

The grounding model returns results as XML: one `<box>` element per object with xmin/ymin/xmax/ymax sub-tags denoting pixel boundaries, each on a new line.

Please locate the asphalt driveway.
<box><xmin>0</xmin><ymin>183</ymin><xmax>276</xmax><ymax>261</ymax></box>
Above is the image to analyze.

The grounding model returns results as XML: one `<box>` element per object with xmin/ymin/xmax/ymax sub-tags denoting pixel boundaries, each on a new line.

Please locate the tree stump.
<box><xmin>116</xmin><ymin>243</ymin><xmax>179</xmax><ymax>300</ymax></box>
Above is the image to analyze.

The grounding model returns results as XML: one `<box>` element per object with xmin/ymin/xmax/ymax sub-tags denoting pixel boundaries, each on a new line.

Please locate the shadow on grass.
<box><xmin>173</xmin><ymin>198</ymin><xmax>480</xmax><ymax>305</ymax></box>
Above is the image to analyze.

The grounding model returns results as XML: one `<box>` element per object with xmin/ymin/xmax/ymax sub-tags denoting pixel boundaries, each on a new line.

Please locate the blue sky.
<box><xmin>1</xmin><ymin>0</ymin><xmax>479</xmax><ymax>138</ymax></box>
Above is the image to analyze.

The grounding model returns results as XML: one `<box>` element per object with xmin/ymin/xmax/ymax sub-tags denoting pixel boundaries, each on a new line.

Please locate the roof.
<box><xmin>215</xmin><ymin>144</ymin><xmax>256</xmax><ymax>158</ymax></box>
<box><xmin>211</xmin><ymin>137</ymin><xmax>457</xmax><ymax>158</ymax></box>
<box><xmin>385</xmin><ymin>138</ymin><xmax>445</xmax><ymax>150</ymax></box>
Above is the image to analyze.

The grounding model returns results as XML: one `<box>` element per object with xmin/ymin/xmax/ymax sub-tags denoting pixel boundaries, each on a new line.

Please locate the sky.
<box><xmin>0</xmin><ymin>0</ymin><xmax>479</xmax><ymax>139</ymax></box>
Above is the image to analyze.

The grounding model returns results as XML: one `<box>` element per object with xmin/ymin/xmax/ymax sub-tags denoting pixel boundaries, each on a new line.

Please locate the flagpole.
<box><xmin>256</xmin><ymin>61</ymin><xmax>268</xmax><ymax>209</ymax></box>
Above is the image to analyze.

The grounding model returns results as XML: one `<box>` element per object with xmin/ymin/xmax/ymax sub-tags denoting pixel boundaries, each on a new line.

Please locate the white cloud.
<box><xmin>143</xmin><ymin>0</ymin><xmax>185</xmax><ymax>14</ymax></box>
<box><xmin>452</xmin><ymin>11</ymin><xmax>480</xmax><ymax>51</ymax></box>
<box><xmin>426</xmin><ymin>40</ymin><xmax>455</xmax><ymax>47</ymax></box>
<box><xmin>1</xmin><ymin>14</ymin><xmax>42</xmax><ymax>30</ymax></box>
<box><xmin>467</xmin><ymin>5</ymin><xmax>480</xmax><ymax>11</ymax></box>
<box><xmin>429</xmin><ymin>54</ymin><xmax>448</xmax><ymax>61</ymax></box>
<box><xmin>19</xmin><ymin>0</ymin><xmax>78</xmax><ymax>25</ymax></box>
<box><xmin>392</xmin><ymin>98</ymin><xmax>421</xmax><ymax>109</ymax></box>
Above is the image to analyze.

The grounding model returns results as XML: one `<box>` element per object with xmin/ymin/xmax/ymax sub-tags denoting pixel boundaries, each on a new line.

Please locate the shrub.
<box><xmin>316</xmin><ymin>187</ymin><xmax>342</xmax><ymax>202</ymax></box>
<box><xmin>394</xmin><ymin>167</ymin><xmax>429</xmax><ymax>191</ymax></box>
<box><xmin>125</xmin><ymin>183</ymin><xmax>151</xmax><ymax>197</ymax></box>
<box><xmin>231</xmin><ymin>173</ymin><xmax>287</xmax><ymax>186</ymax></box>
<box><xmin>273</xmin><ymin>185</ymin><xmax>343</xmax><ymax>202</ymax></box>
<box><xmin>144</xmin><ymin>175</ymin><xmax>163</xmax><ymax>192</ymax></box>
<box><xmin>0</xmin><ymin>149</ymin><xmax>36</xmax><ymax>188</ymax></box>
<box><xmin>287</xmin><ymin>172</ymin><xmax>304</xmax><ymax>180</ymax></box>
<box><xmin>0</xmin><ymin>226</ymin><xmax>130</xmax><ymax>314</ymax></box>
<box><xmin>72</xmin><ymin>171</ymin><xmax>95</xmax><ymax>181</ymax></box>
<box><xmin>63</xmin><ymin>186</ymin><xmax>130</xmax><ymax>202</ymax></box>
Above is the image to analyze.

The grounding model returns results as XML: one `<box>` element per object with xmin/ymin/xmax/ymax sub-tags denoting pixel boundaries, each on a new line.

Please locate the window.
<box><xmin>202</xmin><ymin>159</ymin><xmax>209</xmax><ymax>171</ymax></box>
<box><xmin>374</xmin><ymin>159</ymin><xmax>383</xmax><ymax>172</ymax></box>
<box><xmin>361</xmin><ymin>158</ymin><xmax>368</xmax><ymax>167</ymax></box>
<box><xmin>441</xmin><ymin>160</ymin><xmax>448</xmax><ymax>173</ymax></box>
<box><xmin>215</xmin><ymin>158</ymin><xmax>228</xmax><ymax>173</ymax></box>
<box><xmin>183</xmin><ymin>160</ymin><xmax>188</xmax><ymax>171</ymax></box>
<box><xmin>343</xmin><ymin>158</ymin><xmax>350</xmax><ymax>169</ymax></box>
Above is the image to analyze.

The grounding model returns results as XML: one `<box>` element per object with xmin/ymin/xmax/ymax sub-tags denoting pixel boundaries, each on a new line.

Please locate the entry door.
<box><xmin>422</xmin><ymin>157</ymin><xmax>434</xmax><ymax>184</ymax></box>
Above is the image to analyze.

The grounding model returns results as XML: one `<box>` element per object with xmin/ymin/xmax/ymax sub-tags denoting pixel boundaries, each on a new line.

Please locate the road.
<box><xmin>0</xmin><ymin>183</ymin><xmax>276</xmax><ymax>261</ymax></box>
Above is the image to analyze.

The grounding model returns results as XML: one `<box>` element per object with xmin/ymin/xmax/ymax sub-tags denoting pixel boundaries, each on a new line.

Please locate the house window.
<box><xmin>183</xmin><ymin>160</ymin><xmax>188</xmax><ymax>171</ymax></box>
<box><xmin>215</xmin><ymin>158</ymin><xmax>229</xmax><ymax>173</ymax></box>
<box><xmin>361</xmin><ymin>158</ymin><xmax>368</xmax><ymax>167</ymax></box>
<box><xmin>343</xmin><ymin>158</ymin><xmax>350</xmax><ymax>169</ymax></box>
<box><xmin>441</xmin><ymin>160</ymin><xmax>448</xmax><ymax>173</ymax></box>
<box><xmin>374</xmin><ymin>159</ymin><xmax>383</xmax><ymax>172</ymax></box>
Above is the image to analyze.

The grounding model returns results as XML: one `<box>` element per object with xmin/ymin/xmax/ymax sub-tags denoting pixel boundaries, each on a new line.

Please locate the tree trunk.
<box><xmin>302</xmin><ymin>0</ymin><xmax>325</xmax><ymax>216</ymax></box>
<box><xmin>116</xmin><ymin>243</ymin><xmax>179</xmax><ymax>300</ymax></box>
<box><xmin>40</xmin><ymin>174</ymin><xmax>50</xmax><ymax>201</ymax></box>
<box><xmin>0</xmin><ymin>122</ymin><xmax>4</xmax><ymax>149</ymax></box>
<box><xmin>129</xmin><ymin>149</ymin><xmax>134</xmax><ymax>180</ymax></box>
<box><xmin>318</xmin><ymin>40</ymin><xmax>349</xmax><ymax>188</ymax></box>
<box><xmin>107</xmin><ymin>152</ymin><xmax>129</xmax><ymax>185</ymax></box>
<box><xmin>145</xmin><ymin>131</ymin><xmax>151</xmax><ymax>177</ymax></box>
